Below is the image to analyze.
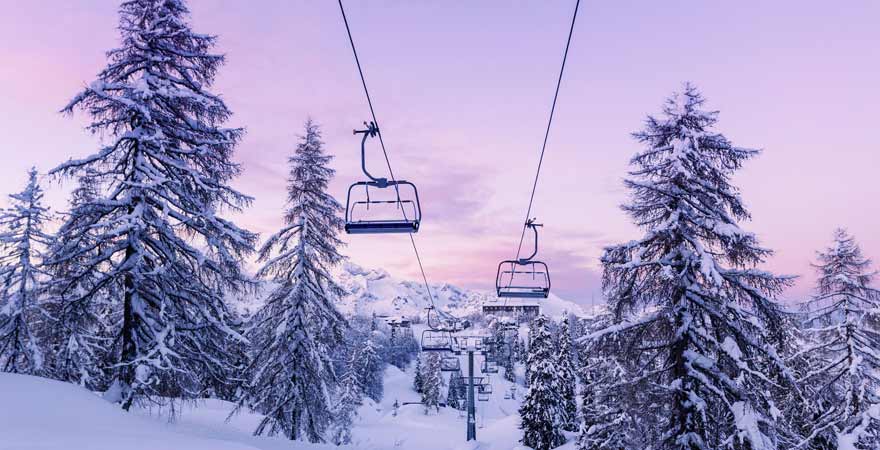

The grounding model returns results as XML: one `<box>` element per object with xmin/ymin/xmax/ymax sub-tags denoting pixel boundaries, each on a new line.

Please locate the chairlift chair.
<box><xmin>345</xmin><ymin>122</ymin><xmax>422</xmax><ymax>234</ymax></box>
<box><xmin>501</xmin><ymin>323</ymin><xmax>519</xmax><ymax>340</ymax></box>
<box><xmin>452</xmin><ymin>336</ymin><xmax>490</xmax><ymax>355</ymax></box>
<box><xmin>440</xmin><ymin>356</ymin><xmax>461</xmax><ymax>372</ymax></box>
<box><xmin>388</xmin><ymin>318</ymin><xmax>414</xmax><ymax>339</ymax></box>
<box><xmin>462</xmin><ymin>376</ymin><xmax>485</xmax><ymax>386</ymax></box>
<box><xmin>400</xmin><ymin>325</ymin><xmax>414</xmax><ymax>340</ymax></box>
<box><xmin>426</xmin><ymin>306</ymin><xmax>464</xmax><ymax>333</ymax></box>
<box><xmin>496</xmin><ymin>219</ymin><xmax>551</xmax><ymax>298</ymax></box>
<box><xmin>477</xmin><ymin>383</ymin><xmax>492</xmax><ymax>402</ymax></box>
<box><xmin>421</xmin><ymin>330</ymin><xmax>454</xmax><ymax>352</ymax></box>
<box><xmin>482</xmin><ymin>359</ymin><xmax>499</xmax><ymax>374</ymax></box>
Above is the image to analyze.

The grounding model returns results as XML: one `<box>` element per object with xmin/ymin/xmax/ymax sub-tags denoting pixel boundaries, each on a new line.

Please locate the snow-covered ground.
<box><xmin>0</xmin><ymin>349</ymin><xmax>574</xmax><ymax>450</ymax></box>
<box><xmin>0</xmin><ymin>371</ymin><xmax>317</xmax><ymax>450</ymax></box>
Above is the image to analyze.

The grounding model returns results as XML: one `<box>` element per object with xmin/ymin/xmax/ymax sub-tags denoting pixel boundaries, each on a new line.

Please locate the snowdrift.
<box><xmin>0</xmin><ymin>367</ymin><xmax>544</xmax><ymax>450</ymax></box>
<box><xmin>0</xmin><ymin>373</ymin><xmax>334</xmax><ymax>450</ymax></box>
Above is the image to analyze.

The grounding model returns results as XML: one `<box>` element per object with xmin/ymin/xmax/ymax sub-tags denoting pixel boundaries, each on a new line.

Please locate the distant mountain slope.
<box><xmin>334</xmin><ymin>262</ymin><xmax>584</xmax><ymax>319</ymax></box>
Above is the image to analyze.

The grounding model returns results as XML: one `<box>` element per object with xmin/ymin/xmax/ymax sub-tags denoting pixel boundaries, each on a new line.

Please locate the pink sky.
<box><xmin>1</xmin><ymin>1</ymin><xmax>878</xmax><ymax>305</ymax></box>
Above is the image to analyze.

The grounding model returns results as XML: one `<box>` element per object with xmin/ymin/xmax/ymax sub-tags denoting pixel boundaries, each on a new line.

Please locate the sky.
<box><xmin>0</xmin><ymin>1</ymin><xmax>878</xmax><ymax>305</ymax></box>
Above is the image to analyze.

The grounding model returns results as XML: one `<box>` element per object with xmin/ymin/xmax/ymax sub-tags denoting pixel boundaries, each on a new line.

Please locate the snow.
<box><xmin>721</xmin><ymin>336</ymin><xmax>743</xmax><ymax>362</ymax></box>
<box><xmin>731</xmin><ymin>401</ymin><xmax>772</xmax><ymax>449</ymax></box>
<box><xmin>0</xmin><ymin>356</ymin><xmax>539</xmax><ymax>450</ymax></box>
<box><xmin>0</xmin><ymin>372</ymin><xmax>310</xmax><ymax>450</ymax></box>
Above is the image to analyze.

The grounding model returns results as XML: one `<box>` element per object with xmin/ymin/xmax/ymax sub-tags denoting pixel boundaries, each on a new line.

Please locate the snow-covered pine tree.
<box><xmin>235</xmin><ymin>119</ymin><xmax>347</xmax><ymax>442</ymax></box>
<box><xmin>491</xmin><ymin>319</ymin><xmax>505</xmax><ymax>354</ymax></box>
<box><xmin>591</xmin><ymin>84</ymin><xmax>796</xmax><ymax>449</ymax></box>
<box><xmin>557</xmin><ymin>316</ymin><xmax>578</xmax><ymax>432</ymax></box>
<box><xmin>519</xmin><ymin>314</ymin><xmax>565</xmax><ymax>450</ymax></box>
<box><xmin>421</xmin><ymin>352</ymin><xmax>442</xmax><ymax>414</ymax></box>
<box><xmin>413</xmin><ymin>354</ymin><xmax>424</xmax><ymax>394</ymax></box>
<box><xmin>355</xmin><ymin>332</ymin><xmax>385</xmax><ymax>403</ymax></box>
<box><xmin>329</xmin><ymin>350</ymin><xmax>364</xmax><ymax>446</ymax></box>
<box><xmin>50</xmin><ymin>0</ymin><xmax>255</xmax><ymax>409</ymax></box>
<box><xmin>446</xmin><ymin>370</ymin><xmax>465</xmax><ymax>411</ymax></box>
<box><xmin>577</xmin><ymin>312</ymin><xmax>636</xmax><ymax>450</ymax></box>
<box><xmin>576</xmin><ymin>354</ymin><xmax>631</xmax><ymax>450</ymax></box>
<box><xmin>515</xmin><ymin>337</ymin><xmax>527</xmax><ymax>365</ymax></box>
<box><xmin>503</xmin><ymin>344</ymin><xmax>517</xmax><ymax>383</ymax></box>
<box><xmin>0</xmin><ymin>168</ymin><xmax>52</xmax><ymax>374</ymax></box>
<box><xmin>523</xmin><ymin>321</ymin><xmax>535</xmax><ymax>388</ymax></box>
<box><xmin>43</xmin><ymin>170</ymin><xmax>115</xmax><ymax>388</ymax></box>
<box><xmin>798</xmin><ymin>229</ymin><xmax>880</xmax><ymax>449</ymax></box>
<box><xmin>387</xmin><ymin>324</ymin><xmax>418</xmax><ymax>369</ymax></box>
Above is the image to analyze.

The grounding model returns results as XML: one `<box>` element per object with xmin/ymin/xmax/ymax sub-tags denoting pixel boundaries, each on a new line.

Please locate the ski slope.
<box><xmin>0</xmin><ymin>355</ymin><xmax>575</xmax><ymax>450</ymax></box>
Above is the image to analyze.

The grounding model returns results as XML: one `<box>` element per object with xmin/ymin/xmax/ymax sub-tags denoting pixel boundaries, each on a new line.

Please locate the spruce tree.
<box><xmin>514</xmin><ymin>337</ymin><xmax>527</xmax><ymax>366</ymax></box>
<box><xmin>591</xmin><ymin>84</ymin><xmax>795</xmax><ymax>449</ymax></box>
<box><xmin>798</xmin><ymin>229</ymin><xmax>880</xmax><ymax>449</ymax></box>
<box><xmin>329</xmin><ymin>350</ymin><xmax>364</xmax><ymax>446</ymax></box>
<box><xmin>447</xmin><ymin>370</ymin><xmax>465</xmax><ymax>411</ymax></box>
<box><xmin>524</xmin><ymin>322</ymin><xmax>535</xmax><ymax>388</ymax></box>
<box><xmin>0</xmin><ymin>168</ymin><xmax>51</xmax><ymax>374</ymax></box>
<box><xmin>413</xmin><ymin>355</ymin><xmax>424</xmax><ymax>394</ymax></box>
<box><xmin>519</xmin><ymin>314</ymin><xmax>565</xmax><ymax>450</ymax></box>
<box><xmin>44</xmin><ymin>171</ymin><xmax>116</xmax><ymax>389</ymax></box>
<box><xmin>421</xmin><ymin>352</ymin><xmax>442</xmax><ymax>414</ymax></box>
<box><xmin>235</xmin><ymin>119</ymin><xmax>346</xmax><ymax>442</ymax></box>
<box><xmin>557</xmin><ymin>316</ymin><xmax>578</xmax><ymax>432</ymax></box>
<box><xmin>576</xmin><ymin>355</ymin><xmax>630</xmax><ymax>450</ymax></box>
<box><xmin>50</xmin><ymin>0</ymin><xmax>255</xmax><ymax>409</ymax></box>
<box><xmin>354</xmin><ymin>332</ymin><xmax>385</xmax><ymax>403</ymax></box>
<box><xmin>503</xmin><ymin>345</ymin><xmax>517</xmax><ymax>383</ymax></box>
<box><xmin>387</xmin><ymin>326</ymin><xmax>418</xmax><ymax>370</ymax></box>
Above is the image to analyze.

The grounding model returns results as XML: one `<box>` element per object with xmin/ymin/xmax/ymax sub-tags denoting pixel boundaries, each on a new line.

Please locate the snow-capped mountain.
<box><xmin>334</xmin><ymin>262</ymin><xmax>585</xmax><ymax>320</ymax></box>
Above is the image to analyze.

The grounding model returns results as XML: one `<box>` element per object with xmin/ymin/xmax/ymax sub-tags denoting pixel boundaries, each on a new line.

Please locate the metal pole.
<box><xmin>467</xmin><ymin>350</ymin><xmax>476</xmax><ymax>441</ymax></box>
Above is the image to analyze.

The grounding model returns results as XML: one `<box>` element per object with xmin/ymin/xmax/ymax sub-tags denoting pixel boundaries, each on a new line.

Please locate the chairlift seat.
<box><xmin>421</xmin><ymin>330</ymin><xmax>454</xmax><ymax>352</ymax></box>
<box><xmin>345</xmin><ymin>218</ymin><xmax>420</xmax><ymax>234</ymax></box>
<box><xmin>494</xmin><ymin>220</ymin><xmax>551</xmax><ymax>299</ymax></box>
<box><xmin>441</xmin><ymin>356</ymin><xmax>461</xmax><ymax>372</ymax></box>
<box><xmin>495</xmin><ymin>260</ymin><xmax>551</xmax><ymax>299</ymax></box>
<box><xmin>344</xmin><ymin>122</ymin><xmax>423</xmax><ymax>235</ymax></box>
<box><xmin>496</xmin><ymin>288</ymin><xmax>549</xmax><ymax>298</ymax></box>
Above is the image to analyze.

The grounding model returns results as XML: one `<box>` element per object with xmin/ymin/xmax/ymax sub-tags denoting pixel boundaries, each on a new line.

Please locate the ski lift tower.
<box><xmin>453</xmin><ymin>336</ymin><xmax>488</xmax><ymax>441</ymax></box>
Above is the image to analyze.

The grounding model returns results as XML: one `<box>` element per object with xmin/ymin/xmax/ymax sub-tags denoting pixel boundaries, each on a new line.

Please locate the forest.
<box><xmin>0</xmin><ymin>1</ymin><xmax>878</xmax><ymax>450</ymax></box>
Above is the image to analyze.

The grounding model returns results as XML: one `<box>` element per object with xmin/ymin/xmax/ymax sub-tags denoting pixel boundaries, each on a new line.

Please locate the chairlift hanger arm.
<box><xmin>520</xmin><ymin>219</ymin><xmax>543</xmax><ymax>263</ymax></box>
<box><xmin>354</xmin><ymin>121</ymin><xmax>386</xmax><ymax>186</ymax></box>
